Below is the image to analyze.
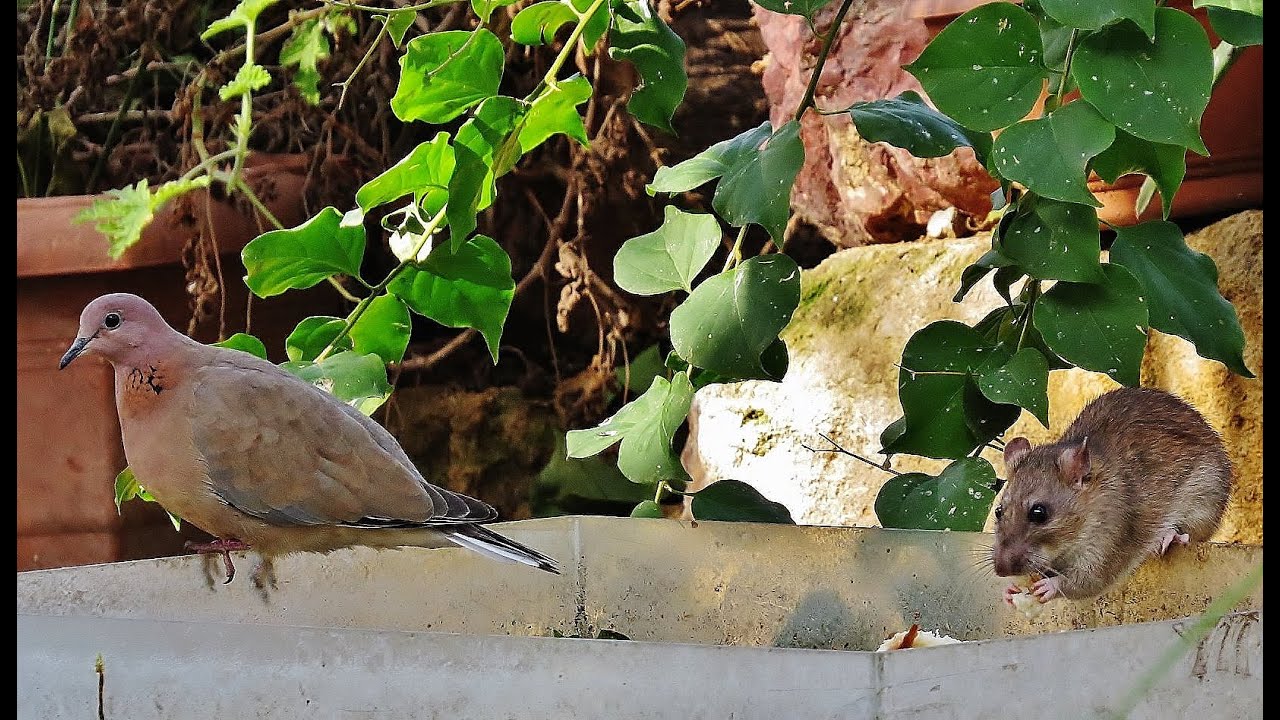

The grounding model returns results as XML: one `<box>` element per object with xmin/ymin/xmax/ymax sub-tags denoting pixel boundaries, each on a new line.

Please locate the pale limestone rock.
<box><xmin>683</xmin><ymin>211</ymin><xmax>1262</xmax><ymax>544</ymax></box>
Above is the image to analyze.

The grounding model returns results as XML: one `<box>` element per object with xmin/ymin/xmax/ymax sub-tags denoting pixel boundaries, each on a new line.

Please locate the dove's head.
<box><xmin>60</xmin><ymin>293</ymin><xmax>176</xmax><ymax>370</ymax></box>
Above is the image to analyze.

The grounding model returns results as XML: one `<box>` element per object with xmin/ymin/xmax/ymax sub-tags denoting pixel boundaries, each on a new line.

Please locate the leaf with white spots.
<box><xmin>875</xmin><ymin>457</ymin><xmax>998</xmax><ymax>531</ymax></box>
<box><xmin>978</xmin><ymin>347</ymin><xmax>1050</xmax><ymax>426</ymax></box>
<box><xmin>992</xmin><ymin>100</ymin><xmax>1114</xmax><ymax>207</ymax></box>
<box><xmin>998</xmin><ymin>196</ymin><xmax>1103</xmax><ymax>283</ymax></box>
<box><xmin>1110</xmin><ymin>221</ymin><xmax>1252</xmax><ymax>377</ymax></box>
<box><xmin>1033</xmin><ymin>263</ymin><xmax>1149</xmax><ymax>386</ymax></box>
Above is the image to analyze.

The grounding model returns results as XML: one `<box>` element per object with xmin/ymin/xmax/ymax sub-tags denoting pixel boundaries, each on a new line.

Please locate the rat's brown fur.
<box><xmin>992</xmin><ymin>387</ymin><xmax>1231</xmax><ymax>599</ymax></box>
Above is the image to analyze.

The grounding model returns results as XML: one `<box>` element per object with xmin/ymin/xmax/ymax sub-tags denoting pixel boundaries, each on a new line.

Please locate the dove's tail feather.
<box><xmin>445</xmin><ymin>525</ymin><xmax>562</xmax><ymax>574</ymax></box>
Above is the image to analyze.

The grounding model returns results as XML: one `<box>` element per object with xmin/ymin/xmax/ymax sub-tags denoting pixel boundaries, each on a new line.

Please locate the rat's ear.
<box><xmin>1004</xmin><ymin>437</ymin><xmax>1032</xmax><ymax>468</ymax></box>
<box><xmin>1057</xmin><ymin>436</ymin><xmax>1091</xmax><ymax>488</ymax></box>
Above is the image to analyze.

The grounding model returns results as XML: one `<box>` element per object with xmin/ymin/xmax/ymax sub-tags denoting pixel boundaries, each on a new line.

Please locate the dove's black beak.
<box><xmin>59</xmin><ymin>336</ymin><xmax>92</xmax><ymax>369</ymax></box>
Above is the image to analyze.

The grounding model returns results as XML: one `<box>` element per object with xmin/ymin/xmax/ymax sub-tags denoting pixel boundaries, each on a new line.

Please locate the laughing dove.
<box><xmin>60</xmin><ymin>293</ymin><xmax>559</xmax><ymax>582</ymax></box>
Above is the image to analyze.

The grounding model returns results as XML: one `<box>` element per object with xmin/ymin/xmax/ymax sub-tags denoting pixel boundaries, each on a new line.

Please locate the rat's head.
<box><xmin>991</xmin><ymin>435</ymin><xmax>1094</xmax><ymax>577</ymax></box>
<box><xmin>59</xmin><ymin>293</ymin><xmax>173</xmax><ymax>370</ymax></box>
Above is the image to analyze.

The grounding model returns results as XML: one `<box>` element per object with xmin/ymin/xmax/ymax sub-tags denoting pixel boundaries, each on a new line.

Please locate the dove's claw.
<box><xmin>185</xmin><ymin>538</ymin><xmax>251</xmax><ymax>584</ymax></box>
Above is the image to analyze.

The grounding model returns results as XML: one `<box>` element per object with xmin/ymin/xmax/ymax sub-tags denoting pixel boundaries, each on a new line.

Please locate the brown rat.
<box><xmin>991</xmin><ymin>387</ymin><xmax>1231</xmax><ymax>604</ymax></box>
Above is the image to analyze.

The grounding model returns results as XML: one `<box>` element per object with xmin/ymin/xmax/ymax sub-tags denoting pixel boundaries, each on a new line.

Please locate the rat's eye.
<box><xmin>1027</xmin><ymin>504</ymin><xmax>1049</xmax><ymax>524</ymax></box>
<box><xmin>994</xmin><ymin>505</ymin><xmax>1004</xmax><ymax>521</ymax></box>
<box><xmin>103</xmin><ymin>312</ymin><xmax>122</xmax><ymax>329</ymax></box>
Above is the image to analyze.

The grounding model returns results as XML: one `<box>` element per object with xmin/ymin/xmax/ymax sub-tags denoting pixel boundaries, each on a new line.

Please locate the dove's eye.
<box><xmin>103</xmin><ymin>312</ymin><xmax>122</xmax><ymax>329</ymax></box>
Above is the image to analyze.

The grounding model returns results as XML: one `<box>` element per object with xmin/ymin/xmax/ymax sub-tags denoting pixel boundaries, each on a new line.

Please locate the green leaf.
<box><xmin>614</xmin><ymin>206</ymin><xmax>721</xmax><ymax>295</ymax></box>
<box><xmin>752</xmin><ymin>0</ymin><xmax>834</xmax><ymax>20</ymax></box>
<box><xmin>392</xmin><ymin>29</ymin><xmax>504</xmax><ymax>124</ymax></box>
<box><xmin>511</xmin><ymin>1</ymin><xmax>578</xmax><ymax>45</ymax></box>
<box><xmin>472</xmin><ymin>0</ymin><xmax>519</xmax><ymax>22</ymax></box>
<box><xmin>380</xmin><ymin>8</ymin><xmax>417</xmax><ymax>47</ymax></box>
<box><xmin>608</xmin><ymin>0</ymin><xmax>688</xmax><ymax>133</ymax></box>
<box><xmin>457</xmin><ymin>96</ymin><xmax>529</xmax><ymax>208</ymax></box>
<box><xmin>280</xmin><ymin>18</ymin><xmax>330</xmax><ymax>105</ymax></box>
<box><xmin>202</xmin><ymin>0</ymin><xmax>279</xmax><ymax>40</ymax></box>
<box><xmin>669</xmin><ymin>254</ymin><xmax>800</xmax><ymax>382</ymax></box>
<box><xmin>1192</xmin><ymin>0</ymin><xmax>1261</xmax><ymax>16</ymax></box>
<box><xmin>1072</xmin><ymin>8</ymin><xmax>1213</xmax><ymax>155</ymax></box>
<box><xmin>1091</xmin><ymin>129</ymin><xmax>1187</xmax><ymax>219</ymax></box>
<box><xmin>690</xmin><ymin>480</ymin><xmax>795</xmax><ymax>524</ymax></box>
<box><xmin>1206</xmin><ymin>7</ymin><xmax>1263</xmax><ymax>46</ymax></box>
<box><xmin>1110</xmin><ymin>221</ymin><xmax>1251</xmax><ymax>377</ymax></box>
<box><xmin>616</xmin><ymin>343</ymin><xmax>668</xmax><ymax>395</ymax></box>
<box><xmin>445</xmin><ymin>143</ymin><xmax>487</xmax><ymax>251</ymax></box>
<box><xmin>630</xmin><ymin>500</ymin><xmax>665</xmax><ymax>518</ymax></box>
<box><xmin>388</xmin><ymin>234</ymin><xmax>514</xmax><ymax>362</ymax></box>
<box><xmin>218</xmin><ymin>63</ymin><xmax>272</xmax><ymax>101</ymax></box>
<box><xmin>566</xmin><ymin>372</ymin><xmax>694</xmax><ymax>485</ymax></box>
<box><xmin>212</xmin><ymin>333</ymin><xmax>268</xmax><ymax>360</ymax></box>
<box><xmin>570</xmin><ymin>0</ymin><xmax>614</xmax><ymax>52</ymax></box>
<box><xmin>282</xmin><ymin>351</ymin><xmax>394</xmax><ymax>415</ymax></box>
<box><xmin>114</xmin><ymin>466</ymin><xmax>143</xmax><ymax>513</ymax></box>
<box><xmin>519</xmin><ymin>74</ymin><xmax>591</xmax><ymax>152</ymax></box>
<box><xmin>992</xmin><ymin>100</ymin><xmax>1114</xmax><ymax>206</ymax></box>
<box><xmin>874</xmin><ymin>457</ymin><xmax>997</xmax><ymax>531</ymax></box>
<box><xmin>1039</xmin><ymin>0</ymin><xmax>1156</xmax><ymax>38</ymax></box>
<box><xmin>647</xmin><ymin>121</ymin><xmax>772</xmax><ymax>195</ymax></box>
<box><xmin>356</xmin><ymin>131</ymin><xmax>455</xmax><ymax>213</ymax></box>
<box><xmin>242</xmin><ymin>207</ymin><xmax>366</xmax><ymax>298</ymax></box>
<box><xmin>848</xmin><ymin>90</ymin><xmax>993</xmax><ymax>164</ymax></box>
<box><xmin>286</xmin><ymin>316</ymin><xmax>349</xmax><ymax>361</ymax></box>
<box><xmin>977</xmin><ymin>346</ymin><xmax>1050</xmax><ymax>426</ymax></box>
<box><xmin>883</xmin><ymin>321</ymin><xmax>1019</xmax><ymax>459</ymax></box>
<box><xmin>73</xmin><ymin>177</ymin><xmax>211</xmax><ymax>259</ymax></box>
<box><xmin>533</xmin><ymin>435</ymin><xmax>653</xmax><ymax>517</ymax></box>
<box><xmin>904</xmin><ymin>2</ymin><xmax>1046</xmax><ymax>132</ymax></box>
<box><xmin>998</xmin><ymin>196</ymin><xmax>1103</xmax><ymax>282</ymax></box>
<box><xmin>954</xmin><ymin>247</ymin><xmax>1015</xmax><ymax>302</ymax></box>
<box><xmin>1033</xmin><ymin>263</ymin><xmax>1149</xmax><ymax>386</ymax></box>
<box><xmin>712</xmin><ymin>120</ymin><xmax>804</xmax><ymax>242</ymax></box>
<box><xmin>350</xmin><ymin>294</ymin><xmax>412</xmax><ymax>364</ymax></box>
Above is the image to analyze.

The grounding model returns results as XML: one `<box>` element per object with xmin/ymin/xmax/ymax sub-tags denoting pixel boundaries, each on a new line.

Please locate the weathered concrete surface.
<box><xmin>682</xmin><ymin>211</ymin><xmax>1262</xmax><ymax>543</ymax></box>
<box><xmin>754</xmin><ymin>0</ymin><xmax>997</xmax><ymax>247</ymax></box>
<box><xmin>16</xmin><ymin>517</ymin><xmax>1263</xmax><ymax>719</ymax></box>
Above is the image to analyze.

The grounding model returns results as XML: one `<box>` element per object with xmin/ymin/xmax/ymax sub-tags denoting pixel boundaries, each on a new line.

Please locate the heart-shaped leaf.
<box><xmin>977</xmin><ymin>346</ymin><xmax>1050</xmax><ymax>426</ymax></box>
<box><xmin>242</xmin><ymin>207</ymin><xmax>366</xmax><ymax>297</ymax></box>
<box><xmin>281</xmin><ymin>351</ymin><xmax>394</xmax><ymax>415</ymax></box>
<box><xmin>647</xmin><ymin>121</ymin><xmax>772</xmax><ymax>195</ymax></box>
<box><xmin>875</xmin><ymin>457</ymin><xmax>998</xmax><ymax>531</ymax></box>
<box><xmin>356</xmin><ymin>132</ymin><xmax>454</xmax><ymax>213</ymax></box>
<box><xmin>1039</xmin><ymin>0</ymin><xmax>1156</xmax><ymax>37</ymax></box>
<box><xmin>212</xmin><ymin>333</ymin><xmax>268</xmax><ymax>360</ymax></box>
<box><xmin>566</xmin><ymin>372</ymin><xmax>694</xmax><ymax>486</ymax></box>
<box><xmin>608</xmin><ymin>0</ymin><xmax>688</xmax><ymax>133</ymax></box>
<box><xmin>1090</xmin><ymin>129</ymin><xmax>1187</xmax><ymax>219</ymax></box>
<box><xmin>992</xmin><ymin>100</ymin><xmax>1114</xmax><ymax>207</ymax></box>
<box><xmin>471</xmin><ymin>0</ymin><xmax>519</xmax><ymax>23</ymax></box>
<box><xmin>998</xmin><ymin>196</ymin><xmax>1103</xmax><ymax>282</ymax></box>
<box><xmin>1110</xmin><ymin>221</ymin><xmax>1251</xmax><ymax>377</ymax></box>
<box><xmin>350</xmin><ymin>294</ymin><xmax>412</xmax><ymax>365</ymax></box>
<box><xmin>712</xmin><ymin>120</ymin><xmax>804</xmax><ymax>242</ymax></box>
<box><xmin>456</xmin><ymin>96</ymin><xmax>529</xmax><ymax>210</ymax></box>
<box><xmin>614</xmin><ymin>206</ymin><xmax>721</xmax><ymax>295</ymax></box>
<box><xmin>392</xmin><ymin>29</ymin><xmax>504</xmax><ymax>124</ymax></box>
<box><xmin>1033</xmin><ymin>263</ymin><xmax>1149</xmax><ymax>386</ymax></box>
<box><xmin>690</xmin><ymin>480</ymin><xmax>795</xmax><ymax>524</ymax></box>
<box><xmin>286</xmin><ymin>316</ymin><xmax>349</xmax><ymax>361</ymax></box>
<box><xmin>848</xmin><ymin>90</ymin><xmax>993</xmax><ymax>164</ymax></box>
<box><xmin>669</xmin><ymin>254</ymin><xmax>800</xmax><ymax>381</ymax></box>
<box><xmin>388</xmin><ymin>234</ymin><xmax>514</xmax><ymax>362</ymax></box>
<box><xmin>519</xmin><ymin>74</ymin><xmax>591</xmax><ymax>152</ymax></box>
<box><xmin>905</xmin><ymin>2</ymin><xmax>1046</xmax><ymax>132</ymax></box>
<box><xmin>1072</xmin><ymin>8</ymin><xmax>1212</xmax><ymax>154</ymax></box>
<box><xmin>510</xmin><ymin>1</ymin><xmax>578</xmax><ymax>45</ymax></box>
<box><xmin>1206</xmin><ymin>7</ymin><xmax>1263</xmax><ymax>45</ymax></box>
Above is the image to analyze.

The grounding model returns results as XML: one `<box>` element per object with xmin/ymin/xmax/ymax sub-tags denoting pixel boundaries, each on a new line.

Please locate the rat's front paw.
<box><xmin>1003</xmin><ymin>583</ymin><xmax>1024</xmax><ymax>607</ymax></box>
<box><xmin>1031</xmin><ymin>575</ymin><xmax>1063</xmax><ymax>602</ymax></box>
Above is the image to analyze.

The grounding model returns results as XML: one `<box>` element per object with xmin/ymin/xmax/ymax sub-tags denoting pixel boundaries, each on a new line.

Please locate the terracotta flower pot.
<box><xmin>16</xmin><ymin>155</ymin><xmax>338</xmax><ymax>571</ymax></box>
<box><xmin>906</xmin><ymin>0</ymin><xmax>1263</xmax><ymax>226</ymax></box>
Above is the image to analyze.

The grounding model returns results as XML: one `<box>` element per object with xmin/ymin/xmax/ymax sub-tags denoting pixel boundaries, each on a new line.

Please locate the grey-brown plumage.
<box><xmin>992</xmin><ymin>387</ymin><xmax>1231</xmax><ymax>602</ymax></box>
<box><xmin>60</xmin><ymin>293</ymin><xmax>560</xmax><ymax>582</ymax></box>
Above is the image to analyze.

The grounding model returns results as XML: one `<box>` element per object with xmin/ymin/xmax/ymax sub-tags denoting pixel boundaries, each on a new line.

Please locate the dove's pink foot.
<box><xmin>1156</xmin><ymin>530</ymin><xmax>1190</xmax><ymax>556</ymax></box>
<box><xmin>185</xmin><ymin>538</ymin><xmax>251</xmax><ymax>584</ymax></box>
<box><xmin>1031</xmin><ymin>575</ymin><xmax>1063</xmax><ymax>603</ymax></box>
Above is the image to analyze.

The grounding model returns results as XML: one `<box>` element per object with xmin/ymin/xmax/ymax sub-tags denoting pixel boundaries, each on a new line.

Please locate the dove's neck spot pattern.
<box><xmin>127</xmin><ymin>364</ymin><xmax>166</xmax><ymax>395</ymax></box>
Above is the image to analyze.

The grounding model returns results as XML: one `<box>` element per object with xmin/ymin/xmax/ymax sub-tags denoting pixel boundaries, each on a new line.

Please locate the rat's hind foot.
<box><xmin>1156</xmin><ymin>530</ymin><xmax>1190</xmax><ymax>556</ymax></box>
<box><xmin>185</xmin><ymin>538</ymin><xmax>252</xmax><ymax>584</ymax></box>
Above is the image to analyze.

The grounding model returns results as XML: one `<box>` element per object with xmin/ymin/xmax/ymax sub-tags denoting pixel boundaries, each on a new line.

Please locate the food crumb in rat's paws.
<box><xmin>877</xmin><ymin>623</ymin><xmax>963</xmax><ymax>651</ymax></box>
<box><xmin>1008</xmin><ymin>575</ymin><xmax>1046</xmax><ymax>621</ymax></box>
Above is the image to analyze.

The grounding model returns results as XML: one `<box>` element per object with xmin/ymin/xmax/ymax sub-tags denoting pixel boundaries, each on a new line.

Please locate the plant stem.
<box><xmin>653</xmin><ymin>480</ymin><xmax>669</xmax><ymax>504</ymax></box>
<box><xmin>722</xmin><ymin>224</ymin><xmax>748</xmax><ymax>273</ymax></box>
<box><xmin>86</xmin><ymin>56</ymin><xmax>146</xmax><ymax>193</ymax></box>
<box><xmin>62</xmin><ymin>0</ymin><xmax>80</xmax><ymax>49</ymax></box>
<box><xmin>44</xmin><ymin>0</ymin><xmax>62</xmax><ymax>59</ymax></box>
<box><xmin>1015</xmin><ymin>281</ymin><xmax>1040</xmax><ymax>351</ymax></box>
<box><xmin>1055</xmin><ymin>29</ymin><xmax>1079</xmax><ymax>107</ymax></box>
<box><xmin>794</xmin><ymin>0</ymin><xmax>859</xmax><ymax>122</ymax></box>
<box><xmin>802</xmin><ymin>433</ymin><xmax>901</xmax><ymax>476</ymax></box>
<box><xmin>335</xmin><ymin>19</ymin><xmax>389</xmax><ymax>110</ymax></box>
<box><xmin>530</xmin><ymin>0</ymin><xmax>608</xmax><ymax>96</ymax></box>
<box><xmin>323</xmin><ymin>0</ymin><xmax>459</xmax><ymax>13</ymax></box>
<box><xmin>228</xmin><ymin>19</ymin><xmax>259</xmax><ymax>193</ymax></box>
<box><xmin>316</xmin><ymin>206</ymin><xmax>449</xmax><ymax>361</ymax></box>
<box><xmin>233</xmin><ymin>177</ymin><xmax>285</xmax><ymax>229</ymax></box>
<box><xmin>179</xmin><ymin>149</ymin><xmax>239</xmax><ymax>182</ymax></box>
